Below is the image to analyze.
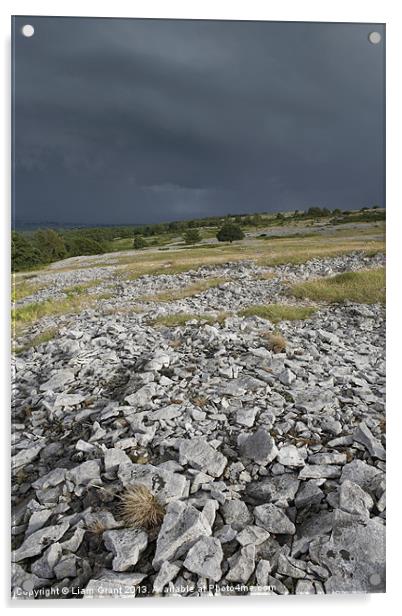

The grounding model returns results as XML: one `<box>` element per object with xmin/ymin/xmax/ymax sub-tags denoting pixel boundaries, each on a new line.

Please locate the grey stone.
<box><xmin>339</xmin><ymin>480</ymin><xmax>374</xmax><ymax>518</ymax></box>
<box><xmin>125</xmin><ymin>383</ymin><xmax>159</xmax><ymax>408</ymax></box>
<box><xmin>202</xmin><ymin>499</ymin><xmax>219</xmax><ymax>527</ymax></box>
<box><xmin>153</xmin><ymin>501</ymin><xmax>211</xmax><ymax>569</ymax></box>
<box><xmin>296</xmin><ymin>580</ymin><xmax>316</xmax><ymax>594</ymax></box>
<box><xmin>118</xmin><ymin>463</ymin><xmax>187</xmax><ymax>504</ymax></box>
<box><xmin>54</xmin><ymin>554</ymin><xmax>78</xmax><ymax>579</ymax></box>
<box><xmin>84</xmin><ymin>510</ymin><xmax>123</xmax><ymax>531</ymax></box>
<box><xmin>308</xmin><ymin>452</ymin><xmax>347</xmax><ymax>465</ymax></box>
<box><xmin>235</xmin><ymin>407</ymin><xmax>257</xmax><ymax>427</ymax></box>
<box><xmin>277</xmin><ymin>445</ymin><xmax>305</xmax><ymax>468</ymax></box>
<box><xmin>12</xmin><ymin>443</ymin><xmax>44</xmax><ymax>471</ymax></box>
<box><xmin>60</xmin><ymin>526</ymin><xmax>86</xmax><ymax>552</ymax></box>
<box><xmin>183</xmin><ymin>536</ymin><xmax>223</xmax><ymax>581</ymax></box>
<box><xmin>179</xmin><ymin>438</ymin><xmax>227</xmax><ymax>477</ymax></box>
<box><xmin>340</xmin><ymin>460</ymin><xmax>381</xmax><ymax>489</ymax></box>
<box><xmin>298</xmin><ymin>464</ymin><xmax>341</xmax><ymax>480</ymax></box>
<box><xmin>238</xmin><ymin>428</ymin><xmax>278</xmax><ymax>465</ymax></box>
<box><xmin>318</xmin><ymin>509</ymin><xmax>385</xmax><ymax>593</ymax></box>
<box><xmin>321</xmin><ymin>418</ymin><xmax>342</xmax><ymax>435</ymax></box>
<box><xmin>153</xmin><ymin>561</ymin><xmax>180</xmax><ymax>593</ymax></box>
<box><xmin>353</xmin><ymin>422</ymin><xmax>386</xmax><ymax>460</ymax></box>
<box><xmin>103</xmin><ymin>448</ymin><xmax>131</xmax><ymax>472</ymax></box>
<box><xmin>32</xmin><ymin>468</ymin><xmax>66</xmax><ymax>490</ymax></box>
<box><xmin>266</xmin><ymin>575</ymin><xmax>289</xmax><ymax>594</ymax></box>
<box><xmin>295</xmin><ymin>480</ymin><xmax>324</xmax><ymax>508</ymax></box>
<box><xmin>54</xmin><ymin>393</ymin><xmax>86</xmax><ymax>407</ymax></box>
<box><xmin>40</xmin><ymin>369</ymin><xmax>75</xmax><ymax>392</ymax></box>
<box><xmin>255</xmin><ymin>559</ymin><xmax>272</xmax><ymax>586</ymax></box>
<box><xmin>237</xmin><ymin>525</ymin><xmax>270</xmax><ymax>546</ymax></box>
<box><xmin>31</xmin><ymin>543</ymin><xmax>62</xmax><ymax>578</ymax></box>
<box><xmin>11</xmin><ymin>563</ymin><xmax>48</xmax><ymax>595</ymax></box>
<box><xmin>214</xmin><ymin>524</ymin><xmax>237</xmax><ymax>544</ymax></box>
<box><xmin>278</xmin><ymin>368</ymin><xmax>296</xmax><ymax>385</ymax></box>
<box><xmin>67</xmin><ymin>460</ymin><xmax>101</xmax><ymax>487</ymax></box>
<box><xmin>221</xmin><ymin>499</ymin><xmax>253</xmax><ymax>530</ymax></box>
<box><xmin>254</xmin><ymin>504</ymin><xmax>296</xmax><ymax>535</ymax></box>
<box><xmin>277</xmin><ymin>554</ymin><xmax>307</xmax><ymax>579</ymax></box>
<box><xmin>12</xmin><ymin>522</ymin><xmax>69</xmax><ymax>561</ymax></box>
<box><xmin>26</xmin><ymin>509</ymin><xmax>53</xmax><ymax>536</ymax></box>
<box><xmin>226</xmin><ymin>545</ymin><xmax>255</xmax><ymax>584</ymax></box>
<box><xmin>84</xmin><ymin>570</ymin><xmax>147</xmax><ymax>599</ymax></box>
<box><xmin>103</xmin><ymin>528</ymin><xmax>148</xmax><ymax>572</ymax></box>
<box><xmin>246</xmin><ymin>474</ymin><xmax>300</xmax><ymax>505</ymax></box>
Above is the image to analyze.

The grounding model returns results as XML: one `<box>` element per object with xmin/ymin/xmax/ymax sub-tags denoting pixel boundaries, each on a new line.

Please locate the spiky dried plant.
<box><xmin>264</xmin><ymin>332</ymin><xmax>287</xmax><ymax>354</ymax></box>
<box><xmin>86</xmin><ymin>519</ymin><xmax>108</xmax><ymax>535</ymax></box>
<box><xmin>119</xmin><ymin>484</ymin><xmax>165</xmax><ymax>530</ymax></box>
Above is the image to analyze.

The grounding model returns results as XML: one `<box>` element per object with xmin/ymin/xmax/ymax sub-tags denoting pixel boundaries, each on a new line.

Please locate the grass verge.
<box><xmin>14</xmin><ymin>327</ymin><xmax>59</xmax><ymax>354</ymax></box>
<box><xmin>289</xmin><ymin>267</ymin><xmax>385</xmax><ymax>304</ymax></box>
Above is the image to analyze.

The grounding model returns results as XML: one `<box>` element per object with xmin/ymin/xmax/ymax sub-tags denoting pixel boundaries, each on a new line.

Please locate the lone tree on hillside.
<box><xmin>184</xmin><ymin>229</ymin><xmax>201</xmax><ymax>244</ymax></box>
<box><xmin>133</xmin><ymin>236</ymin><xmax>147</xmax><ymax>249</ymax></box>
<box><xmin>216</xmin><ymin>223</ymin><xmax>245</xmax><ymax>243</ymax></box>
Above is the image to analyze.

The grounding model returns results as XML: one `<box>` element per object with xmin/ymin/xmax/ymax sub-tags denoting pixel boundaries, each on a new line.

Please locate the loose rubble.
<box><xmin>11</xmin><ymin>251</ymin><xmax>385</xmax><ymax>598</ymax></box>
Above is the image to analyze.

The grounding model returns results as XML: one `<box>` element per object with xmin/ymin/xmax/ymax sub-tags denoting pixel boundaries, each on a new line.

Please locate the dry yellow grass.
<box><xmin>239</xmin><ymin>303</ymin><xmax>317</xmax><ymax>323</ymax></box>
<box><xmin>290</xmin><ymin>267</ymin><xmax>385</xmax><ymax>304</ymax></box>
<box><xmin>119</xmin><ymin>484</ymin><xmax>164</xmax><ymax>529</ymax></box>
<box><xmin>14</xmin><ymin>327</ymin><xmax>59</xmax><ymax>354</ymax></box>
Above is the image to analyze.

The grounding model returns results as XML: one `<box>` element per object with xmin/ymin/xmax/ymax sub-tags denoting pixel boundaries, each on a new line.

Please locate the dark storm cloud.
<box><xmin>12</xmin><ymin>17</ymin><xmax>385</xmax><ymax>225</ymax></box>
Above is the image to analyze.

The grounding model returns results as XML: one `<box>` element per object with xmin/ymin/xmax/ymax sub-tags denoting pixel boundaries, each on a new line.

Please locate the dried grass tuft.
<box><xmin>263</xmin><ymin>332</ymin><xmax>287</xmax><ymax>354</ymax></box>
<box><xmin>119</xmin><ymin>484</ymin><xmax>165</xmax><ymax>529</ymax></box>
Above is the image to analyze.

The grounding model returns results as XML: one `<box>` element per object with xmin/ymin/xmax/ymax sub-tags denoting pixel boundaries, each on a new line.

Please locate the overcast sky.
<box><xmin>13</xmin><ymin>17</ymin><xmax>385</xmax><ymax>226</ymax></box>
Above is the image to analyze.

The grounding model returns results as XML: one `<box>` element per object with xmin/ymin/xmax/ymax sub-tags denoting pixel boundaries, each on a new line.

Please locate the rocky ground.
<box><xmin>11</xmin><ymin>251</ymin><xmax>386</xmax><ymax>599</ymax></box>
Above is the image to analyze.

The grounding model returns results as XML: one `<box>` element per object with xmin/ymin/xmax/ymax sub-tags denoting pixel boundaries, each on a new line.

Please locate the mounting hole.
<box><xmin>368</xmin><ymin>31</ymin><xmax>381</xmax><ymax>45</ymax></box>
<box><xmin>21</xmin><ymin>24</ymin><xmax>35</xmax><ymax>38</ymax></box>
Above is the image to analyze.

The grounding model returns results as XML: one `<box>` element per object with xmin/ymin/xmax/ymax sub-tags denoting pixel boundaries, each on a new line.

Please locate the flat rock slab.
<box><xmin>179</xmin><ymin>438</ymin><xmax>227</xmax><ymax>478</ymax></box>
<box><xmin>84</xmin><ymin>570</ymin><xmax>148</xmax><ymax>599</ymax></box>
<box><xmin>254</xmin><ymin>503</ymin><xmax>296</xmax><ymax>535</ymax></box>
<box><xmin>183</xmin><ymin>536</ymin><xmax>223</xmax><ymax>582</ymax></box>
<box><xmin>118</xmin><ymin>463</ymin><xmax>187</xmax><ymax>504</ymax></box>
<box><xmin>226</xmin><ymin>545</ymin><xmax>256</xmax><ymax>584</ymax></box>
<box><xmin>238</xmin><ymin>428</ymin><xmax>278</xmax><ymax>465</ymax></box>
<box><xmin>12</xmin><ymin>522</ymin><xmax>70</xmax><ymax>562</ymax></box>
<box><xmin>318</xmin><ymin>509</ymin><xmax>385</xmax><ymax>593</ymax></box>
<box><xmin>246</xmin><ymin>474</ymin><xmax>300</xmax><ymax>505</ymax></box>
<box><xmin>12</xmin><ymin>443</ymin><xmax>44</xmax><ymax>471</ymax></box>
<box><xmin>103</xmin><ymin>528</ymin><xmax>148</xmax><ymax>572</ymax></box>
<box><xmin>39</xmin><ymin>369</ymin><xmax>75</xmax><ymax>392</ymax></box>
<box><xmin>277</xmin><ymin>445</ymin><xmax>305</xmax><ymax>468</ymax></box>
<box><xmin>153</xmin><ymin>501</ymin><xmax>211</xmax><ymax>570</ymax></box>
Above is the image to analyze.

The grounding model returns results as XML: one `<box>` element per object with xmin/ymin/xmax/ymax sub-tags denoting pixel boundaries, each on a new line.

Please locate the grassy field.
<box><xmin>11</xmin><ymin>222</ymin><xmax>385</xmax><ymax>342</ymax></box>
<box><xmin>290</xmin><ymin>267</ymin><xmax>385</xmax><ymax>304</ymax></box>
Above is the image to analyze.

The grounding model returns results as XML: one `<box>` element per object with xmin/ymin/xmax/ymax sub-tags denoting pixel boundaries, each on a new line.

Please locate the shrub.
<box><xmin>133</xmin><ymin>236</ymin><xmax>147</xmax><ymax>249</ymax></box>
<box><xmin>216</xmin><ymin>224</ymin><xmax>245</xmax><ymax>243</ymax></box>
<box><xmin>184</xmin><ymin>229</ymin><xmax>201</xmax><ymax>244</ymax></box>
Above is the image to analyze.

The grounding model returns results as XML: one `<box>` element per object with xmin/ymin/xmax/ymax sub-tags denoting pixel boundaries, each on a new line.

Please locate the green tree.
<box><xmin>66</xmin><ymin>236</ymin><xmax>106</xmax><ymax>256</ymax></box>
<box><xmin>184</xmin><ymin>229</ymin><xmax>201</xmax><ymax>244</ymax></box>
<box><xmin>216</xmin><ymin>224</ymin><xmax>245</xmax><ymax>243</ymax></box>
<box><xmin>33</xmin><ymin>228</ymin><xmax>67</xmax><ymax>262</ymax></box>
<box><xmin>133</xmin><ymin>236</ymin><xmax>147</xmax><ymax>249</ymax></box>
<box><xmin>11</xmin><ymin>231</ymin><xmax>42</xmax><ymax>271</ymax></box>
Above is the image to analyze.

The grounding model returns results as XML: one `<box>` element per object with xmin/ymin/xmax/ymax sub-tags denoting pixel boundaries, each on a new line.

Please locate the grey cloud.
<box><xmin>12</xmin><ymin>17</ymin><xmax>385</xmax><ymax>225</ymax></box>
